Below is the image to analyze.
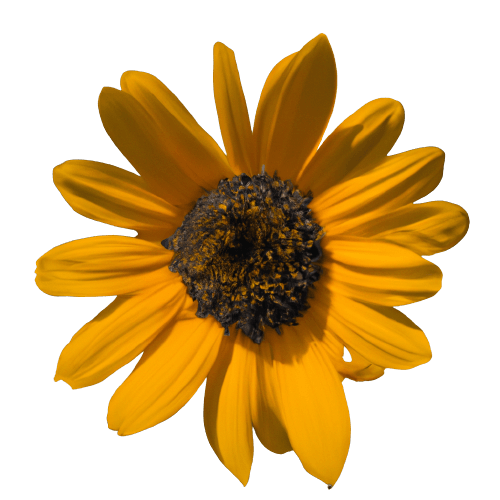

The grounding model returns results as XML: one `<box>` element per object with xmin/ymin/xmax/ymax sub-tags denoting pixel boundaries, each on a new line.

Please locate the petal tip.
<box><xmin>106</xmin><ymin>410</ymin><xmax>123</xmax><ymax>436</ymax></box>
<box><xmin>436</xmin><ymin>265</ymin><xmax>444</xmax><ymax>291</ymax></box>
<box><xmin>121</xmin><ymin>69</ymin><xmax>142</xmax><ymax>78</ymax></box>
<box><xmin>120</xmin><ymin>70</ymin><xmax>155</xmax><ymax>92</ymax></box>
<box><xmin>107</xmin><ymin>412</ymin><xmax>120</xmax><ymax>433</ymax></box>
<box><xmin>54</xmin><ymin>373</ymin><xmax>79</xmax><ymax>389</ymax></box>
<box><xmin>423</xmin><ymin>349</ymin><xmax>433</xmax><ymax>364</ymax></box>
<box><xmin>213</xmin><ymin>41</ymin><xmax>229</xmax><ymax>52</ymax></box>
<box><xmin>430</xmin><ymin>146</ymin><xmax>445</xmax><ymax>161</ymax></box>
<box><xmin>52</xmin><ymin>161</ymin><xmax>70</xmax><ymax>189</ymax></box>
<box><xmin>314</xmin><ymin>33</ymin><xmax>330</xmax><ymax>45</ymax></box>
<box><xmin>99</xmin><ymin>86</ymin><xmax>116</xmax><ymax>97</ymax></box>
<box><xmin>34</xmin><ymin>273</ymin><xmax>50</xmax><ymax>295</ymax></box>
<box><xmin>98</xmin><ymin>86</ymin><xmax>121</xmax><ymax>109</ymax></box>
<box><xmin>460</xmin><ymin>207</ymin><xmax>470</xmax><ymax>237</ymax></box>
<box><xmin>234</xmin><ymin>470</ymin><xmax>250</xmax><ymax>487</ymax></box>
<box><xmin>300</xmin><ymin>33</ymin><xmax>333</xmax><ymax>60</ymax></box>
<box><xmin>120</xmin><ymin>70</ymin><xmax>135</xmax><ymax>89</ymax></box>
<box><xmin>410</xmin><ymin>347</ymin><xmax>432</xmax><ymax>369</ymax></box>
<box><xmin>379</xmin><ymin>97</ymin><xmax>405</xmax><ymax>118</ymax></box>
<box><xmin>114</xmin><ymin>422</ymin><xmax>142</xmax><ymax>436</ymax></box>
<box><xmin>412</xmin><ymin>332</ymin><xmax>433</xmax><ymax>368</ymax></box>
<box><xmin>308</xmin><ymin>33</ymin><xmax>333</xmax><ymax>57</ymax></box>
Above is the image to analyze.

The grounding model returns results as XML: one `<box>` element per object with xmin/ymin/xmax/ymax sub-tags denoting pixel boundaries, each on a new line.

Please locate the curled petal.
<box><xmin>312</xmin><ymin>292</ymin><xmax>432</xmax><ymax>370</ymax></box>
<box><xmin>301</xmin><ymin>308</ymin><xmax>385</xmax><ymax>382</ymax></box>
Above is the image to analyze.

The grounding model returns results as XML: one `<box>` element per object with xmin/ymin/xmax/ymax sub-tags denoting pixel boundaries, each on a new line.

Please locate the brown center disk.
<box><xmin>162</xmin><ymin>170</ymin><xmax>324</xmax><ymax>344</ymax></box>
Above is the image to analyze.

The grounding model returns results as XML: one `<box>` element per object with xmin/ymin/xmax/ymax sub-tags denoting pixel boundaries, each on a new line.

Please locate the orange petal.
<box><xmin>297</xmin><ymin>98</ymin><xmax>405</xmax><ymax>196</ymax></box>
<box><xmin>334</xmin><ymin>346</ymin><xmax>385</xmax><ymax>382</ymax></box>
<box><xmin>35</xmin><ymin>236</ymin><xmax>172</xmax><ymax>296</ymax></box>
<box><xmin>311</xmin><ymin>147</ymin><xmax>445</xmax><ymax>230</ymax></box>
<box><xmin>300</xmin><ymin>308</ymin><xmax>385</xmax><ymax>382</ymax></box>
<box><xmin>253</xmin><ymin>52</ymin><xmax>296</xmax><ymax>172</ymax></box>
<box><xmin>213</xmin><ymin>43</ymin><xmax>256</xmax><ymax>175</ymax></box>
<box><xmin>268</xmin><ymin>325</ymin><xmax>350</xmax><ymax>487</ymax></box>
<box><xmin>55</xmin><ymin>278</ymin><xmax>185</xmax><ymax>389</ymax></box>
<box><xmin>311</xmin><ymin>293</ymin><xmax>432</xmax><ymax>370</ymax></box>
<box><xmin>248</xmin><ymin>336</ymin><xmax>292</xmax><ymax>454</ymax></box>
<box><xmin>321</xmin><ymin>237</ymin><xmax>442</xmax><ymax>306</ymax></box>
<box><xmin>121</xmin><ymin>71</ymin><xmax>233</xmax><ymax>188</ymax></box>
<box><xmin>98</xmin><ymin>87</ymin><xmax>203</xmax><ymax>206</ymax></box>
<box><xmin>342</xmin><ymin>201</ymin><xmax>470</xmax><ymax>256</ymax></box>
<box><xmin>134</xmin><ymin>229</ymin><xmax>179</xmax><ymax>245</ymax></box>
<box><xmin>204</xmin><ymin>332</ymin><xmax>254</xmax><ymax>485</ymax></box>
<box><xmin>53</xmin><ymin>160</ymin><xmax>183</xmax><ymax>232</ymax></box>
<box><xmin>254</xmin><ymin>34</ymin><xmax>337</xmax><ymax>181</ymax></box>
<box><xmin>107</xmin><ymin>306</ymin><xmax>223</xmax><ymax>435</ymax></box>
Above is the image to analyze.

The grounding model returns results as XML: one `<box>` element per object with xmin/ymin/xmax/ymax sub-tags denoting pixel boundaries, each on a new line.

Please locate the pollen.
<box><xmin>162</xmin><ymin>171</ymin><xmax>324</xmax><ymax>344</ymax></box>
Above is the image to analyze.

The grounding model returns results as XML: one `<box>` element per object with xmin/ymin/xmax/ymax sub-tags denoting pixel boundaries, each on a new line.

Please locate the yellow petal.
<box><xmin>248</xmin><ymin>336</ymin><xmax>292</xmax><ymax>454</ymax></box>
<box><xmin>254</xmin><ymin>34</ymin><xmax>337</xmax><ymax>181</ymax></box>
<box><xmin>55</xmin><ymin>278</ymin><xmax>186</xmax><ymax>389</ymax></box>
<box><xmin>213</xmin><ymin>43</ymin><xmax>256</xmax><ymax>175</ymax></box>
<box><xmin>268</xmin><ymin>325</ymin><xmax>350</xmax><ymax>487</ymax></box>
<box><xmin>334</xmin><ymin>347</ymin><xmax>385</xmax><ymax>382</ymax></box>
<box><xmin>297</xmin><ymin>98</ymin><xmax>405</xmax><ymax>196</ymax></box>
<box><xmin>35</xmin><ymin>236</ymin><xmax>172</xmax><ymax>296</ymax></box>
<box><xmin>53</xmin><ymin>160</ymin><xmax>183</xmax><ymax>232</ymax></box>
<box><xmin>107</xmin><ymin>306</ymin><xmax>223</xmax><ymax>435</ymax></box>
<box><xmin>204</xmin><ymin>332</ymin><xmax>254</xmax><ymax>486</ymax></box>
<box><xmin>253</xmin><ymin>52</ymin><xmax>296</xmax><ymax>171</ymax></box>
<box><xmin>121</xmin><ymin>71</ymin><xmax>233</xmax><ymax>188</ymax></box>
<box><xmin>311</xmin><ymin>147</ymin><xmax>445</xmax><ymax>229</ymax></box>
<box><xmin>135</xmin><ymin>228</ymin><xmax>176</xmax><ymax>244</ymax></box>
<box><xmin>311</xmin><ymin>293</ymin><xmax>432</xmax><ymax>370</ymax></box>
<box><xmin>344</xmin><ymin>201</ymin><xmax>470</xmax><ymax>256</ymax></box>
<box><xmin>98</xmin><ymin>87</ymin><xmax>203</xmax><ymax>206</ymax></box>
<box><xmin>321</xmin><ymin>237</ymin><xmax>442</xmax><ymax>306</ymax></box>
<box><xmin>300</xmin><ymin>308</ymin><xmax>385</xmax><ymax>382</ymax></box>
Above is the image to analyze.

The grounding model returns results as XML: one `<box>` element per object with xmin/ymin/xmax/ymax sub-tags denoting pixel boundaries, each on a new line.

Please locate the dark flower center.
<box><xmin>162</xmin><ymin>169</ymin><xmax>324</xmax><ymax>344</ymax></box>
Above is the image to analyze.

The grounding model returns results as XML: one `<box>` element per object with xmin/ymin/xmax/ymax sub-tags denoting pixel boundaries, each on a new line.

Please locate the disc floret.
<box><xmin>163</xmin><ymin>170</ymin><xmax>324</xmax><ymax>343</ymax></box>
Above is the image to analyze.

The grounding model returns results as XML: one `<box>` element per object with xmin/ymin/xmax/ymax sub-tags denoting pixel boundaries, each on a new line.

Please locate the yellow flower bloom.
<box><xmin>35</xmin><ymin>34</ymin><xmax>468</xmax><ymax>488</ymax></box>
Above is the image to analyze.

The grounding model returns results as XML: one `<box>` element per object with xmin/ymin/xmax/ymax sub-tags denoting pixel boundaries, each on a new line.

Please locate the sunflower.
<box><xmin>35</xmin><ymin>34</ymin><xmax>469</xmax><ymax>488</ymax></box>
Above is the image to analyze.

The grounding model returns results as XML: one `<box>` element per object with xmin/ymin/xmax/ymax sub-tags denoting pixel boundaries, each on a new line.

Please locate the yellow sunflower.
<box><xmin>35</xmin><ymin>34</ymin><xmax>469</xmax><ymax>488</ymax></box>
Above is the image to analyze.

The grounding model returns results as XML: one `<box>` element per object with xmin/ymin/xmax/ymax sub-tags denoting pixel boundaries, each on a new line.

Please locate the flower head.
<box><xmin>35</xmin><ymin>34</ymin><xmax>468</xmax><ymax>488</ymax></box>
